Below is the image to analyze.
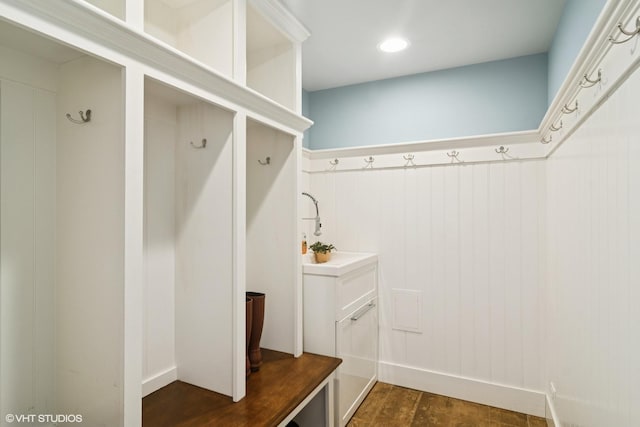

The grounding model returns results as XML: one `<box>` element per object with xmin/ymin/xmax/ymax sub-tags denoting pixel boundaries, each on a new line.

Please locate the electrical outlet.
<box><xmin>549</xmin><ymin>381</ymin><xmax>557</xmax><ymax>399</ymax></box>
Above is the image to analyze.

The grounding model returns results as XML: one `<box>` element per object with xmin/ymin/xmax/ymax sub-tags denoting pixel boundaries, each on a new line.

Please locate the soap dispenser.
<box><xmin>301</xmin><ymin>233</ymin><xmax>308</xmax><ymax>254</ymax></box>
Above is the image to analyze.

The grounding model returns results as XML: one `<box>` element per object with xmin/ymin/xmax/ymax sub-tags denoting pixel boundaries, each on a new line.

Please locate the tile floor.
<box><xmin>347</xmin><ymin>382</ymin><xmax>547</xmax><ymax>427</ymax></box>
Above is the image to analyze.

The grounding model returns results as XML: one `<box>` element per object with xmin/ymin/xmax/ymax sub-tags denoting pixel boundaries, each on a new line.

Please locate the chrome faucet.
<box><xmin>302</xmin><ymin>192</ymin><xmax>322</xmax><ymax>236</ymax></box>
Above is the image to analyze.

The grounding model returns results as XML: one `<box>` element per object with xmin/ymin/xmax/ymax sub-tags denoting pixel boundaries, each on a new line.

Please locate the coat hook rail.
<box><xmin>66</xmin><ymin>109</ymin><xmax>91</xmax><ymax>124</ymax></box>
<box><xmin>562</xmin><ymin>100</ymin><xmax>578</xmax><ymax>114</ymax></box>
<box><xmin>541</xmin><ymin>135</ymin><xmax>552</xmax><ymax>145</ymax></box>
<box><xmin>550</xmin><ymin>120</ymin><xmax>563</xmax><ymax>132</ymax></box>
<box><xmin>190</xmin><ymin>138</ymin><xmax>207</xmax><ymax>149</ymax></box>
<box><xmin>258</xmin><ymin>156</ymin><xmax>271</xmax><ymax>165</ymax></box>
<box><xmin>446</xmin><ymin>150</ymin><xmax>462</xmax><ymax>163</ymax></box>
<box><xmin>580</xmin><ymin>69</ymin><xmax>602</xmax><ymax>88</ymax></box>
<box><xmin>609</xmin><ymin>16</ymin><xmax>640</xmax><ymax>44</ymax></box>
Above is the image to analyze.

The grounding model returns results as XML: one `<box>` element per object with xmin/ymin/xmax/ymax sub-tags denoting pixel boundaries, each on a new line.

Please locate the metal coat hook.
<box><xmin>363</xmin><ymin>156</ymin><xmax>375</xmax><ymax>168</ymax></box>
<box><xmin>403</xmin><ymin>154</ymin><xmax>416</xmax><ymax>166</ymax></box>
<box><xmin>609</xmin><ymin>16</ymin><xmax>640</xmax><ymax>44</ymax></box>
<box><xmin>66</xmin><ymin>109</ymin><xmax>91</xmax><ymax>124</ymax></box>
<box><xmin>495</xmin><ymin>145</ymin><xmax>515</xmax><ymax>160</ymax></box>
<box><xmin>447</xmin><ymin>150</ymin><xmax>462</xmax><ymax>163</ymax></box>
<box><xmin>562</xmin><ymin>100</ymin><xmax>578</xmax><ymax>114</ymax></box>
<box><xmin>580</xmin><ymin>69</ymin><xmax>602</xmax><ymax>88</ymax></box>
<box><xmin>550</xmin><ymin>120</ymin><xmax>563</xmax><ymax>132</ymax></box>
<box><xmin>258</xmin><ymin>156</ymin><xmax>271</xmax><ymax>165</ymax></box>
<box><xmin>329</xmin><ymin>158</ymin><xmax>339</xmax><ymax>166</ymax></box>
<box><xmin>541</xmin><ymin>135</ymin><xmax>552</xmax><ymax>144</ymax></box>
<box><xmin>190</xmin><ymin>138</ymin><xmax>207</xmax><ymax>149</ymax></box>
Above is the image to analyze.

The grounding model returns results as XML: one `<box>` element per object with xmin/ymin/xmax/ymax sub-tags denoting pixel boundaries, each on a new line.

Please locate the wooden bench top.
<box><xmin>143</xmin><ymin>349</ymin><xmax>341</xmax><ymax>427</ymax></box>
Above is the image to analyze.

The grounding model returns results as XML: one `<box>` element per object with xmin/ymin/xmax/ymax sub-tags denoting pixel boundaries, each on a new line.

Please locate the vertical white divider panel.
<box><xmin>293</xmin><ymin>42</ymin><xmax>302</xmax><ymax>114</ymax></box>
<box><xmin>232</xmin><ymin>0</ymin><xmax>247</xmax><ymax>85</ymax></box>
<box><xmin>175</xmin><ymin>102</ymin><xmax>234</xmax><ymax>396</ymax></box>
<box><xmin>231</xmin><ymin>6</ymin><xmax>248</xmax><ymax>392</ymax></box>
<box><xmin>123</xmin><ymin>65</ymin><xmax>144</xmax><ymax>426</ymax></box>
<box><xmin>56</xmin><ymin>56</ymin><xmax>125</xmax><ymax>426</ymax></box>
<box><xmin>293</xmin><ymin>134</ymin><xmax>303</xmax><ymax>356</ymax></box>
<box><xmin>232</xmin><ymin>112</ymin><xmax>247</xmax><ymax>401</ymax></box>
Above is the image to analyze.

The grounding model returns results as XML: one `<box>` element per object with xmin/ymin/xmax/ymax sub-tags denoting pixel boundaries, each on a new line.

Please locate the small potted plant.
<box><xmin>309</xmin><ymin>241</ymin><xmax>336</xmax><ymax>264</ymax></box>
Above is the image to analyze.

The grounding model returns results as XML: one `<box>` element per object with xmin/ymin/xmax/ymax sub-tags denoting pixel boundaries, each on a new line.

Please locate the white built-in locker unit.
<box><xmin>0</xmin><ymin>0</ymin><xmax>310</xmax><ymax>425</ymax></box>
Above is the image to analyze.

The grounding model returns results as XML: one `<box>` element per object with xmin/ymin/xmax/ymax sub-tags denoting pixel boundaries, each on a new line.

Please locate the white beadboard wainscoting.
<box><xmin>303</xmin><ymin>158</ymin><xmax>546</xmax><ymax>416</ymax></box>
<box><xmin>545</xmin><ymin>56</ymin><xmax>640</xmax><ymax>427</ymax></box>
<box><xmin>299</xmin><ymin>3</ymin><xmax>640</xmax><ymax>423</ymax></box>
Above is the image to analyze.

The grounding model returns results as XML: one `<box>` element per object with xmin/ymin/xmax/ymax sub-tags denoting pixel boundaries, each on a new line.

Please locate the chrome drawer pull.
<box><xmin>350</xmin><ymin>302</ymin><xmax>376</xmax><ymax>321</ymax></box>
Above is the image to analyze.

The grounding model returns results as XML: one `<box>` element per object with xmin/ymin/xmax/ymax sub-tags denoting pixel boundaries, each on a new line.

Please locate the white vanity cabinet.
<box><xmin>303</xmin><ymin>252</ymin><xmax>378</xmax><ymax>427</ymax></box>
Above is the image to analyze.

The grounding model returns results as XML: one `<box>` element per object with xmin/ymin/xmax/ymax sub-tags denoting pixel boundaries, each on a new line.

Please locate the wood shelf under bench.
<box><xmin>143</xmin><ymin>349</ymin><xmax>341</xmax><ymax>427</ymax></box>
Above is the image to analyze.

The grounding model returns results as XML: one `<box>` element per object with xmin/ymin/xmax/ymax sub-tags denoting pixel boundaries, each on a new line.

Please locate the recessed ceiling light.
<box><xmin>378</xmin><ymin>37</ymin><xmax>409</xmax><ymax>53</ymax></box>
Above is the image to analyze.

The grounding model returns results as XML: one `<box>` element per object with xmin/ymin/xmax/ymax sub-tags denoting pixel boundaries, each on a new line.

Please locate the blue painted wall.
<box><xmin>306</xmin><ymin>54</ymin><xmax>548</xmax><ymax>150</ymax></box>
<box><xmin>302</xmin><ymin>0</ymin><xmax>606</xmax><ymax>150</ymax></box>
<box><xmin>547</xmin><ymin>0</ymin><xmax>607</xmax><ymax>105</ymax></box>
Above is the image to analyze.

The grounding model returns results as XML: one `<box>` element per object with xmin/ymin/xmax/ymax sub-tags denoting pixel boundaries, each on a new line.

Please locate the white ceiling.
<box><xmin>281</xmin><ymin>0</ymin><xmax>567</xmax><ymax>92</ymax></box>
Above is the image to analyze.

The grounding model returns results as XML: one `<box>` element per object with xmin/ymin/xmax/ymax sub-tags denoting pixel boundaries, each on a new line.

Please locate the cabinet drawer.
<box><xmin>335</xmin><ymin>298</ymin><xmax>378</xmax><ymax>427</ymax></box>
<box><xmin>336</xmin><ymin>264</ymin><xmax>377</xmax><ymax>321</ymax></box>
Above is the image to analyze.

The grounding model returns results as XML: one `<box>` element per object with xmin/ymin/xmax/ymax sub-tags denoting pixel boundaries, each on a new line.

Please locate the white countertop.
<box><xmin>302</xmin><ymin>251</ymin><xmax>378</xmax><ymax>276</ymax></box>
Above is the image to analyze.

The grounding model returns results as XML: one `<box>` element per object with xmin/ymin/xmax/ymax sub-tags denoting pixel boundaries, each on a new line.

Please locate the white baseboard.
<box><xmin>378</xmin><ymin>361</ymin><xmax>545</xmax><ymax>417</ymax></box>
<box><xmin>142</xmin><ymin>366</ymin><xmax>178</xmax><ymax>397</ymax></box>
<box><xmin>545</xmin><ymin>393</ymin><xmax>561</xmax><ymax>427</ymax></box>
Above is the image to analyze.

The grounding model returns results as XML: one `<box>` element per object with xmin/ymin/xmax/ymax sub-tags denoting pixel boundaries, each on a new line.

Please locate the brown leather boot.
<box><xmin>246</xmin><ymin>291</ymin><xmax>265</xmax><ymax>371</ymax></box>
